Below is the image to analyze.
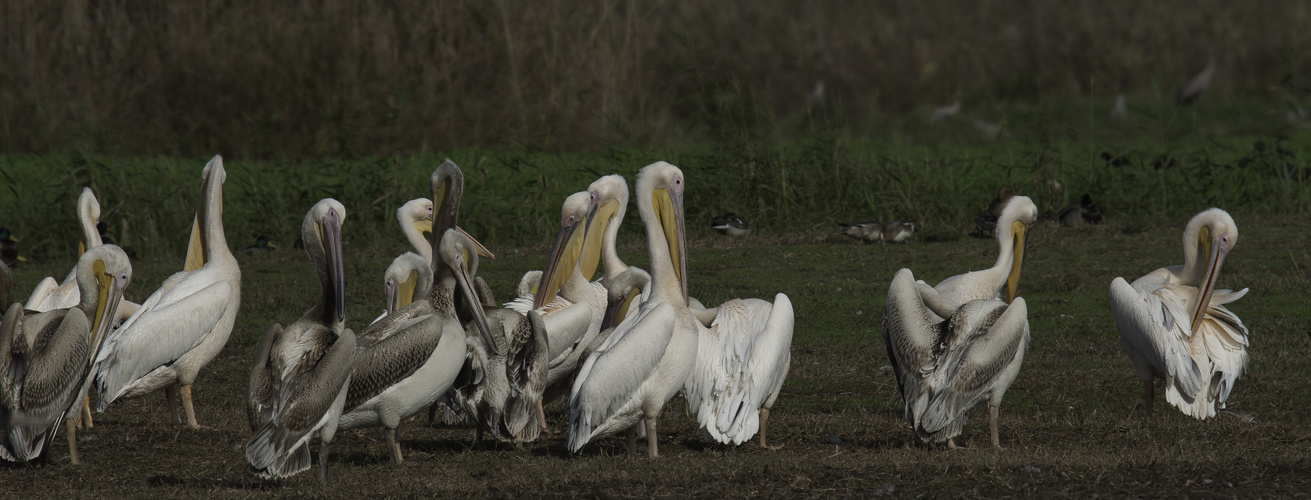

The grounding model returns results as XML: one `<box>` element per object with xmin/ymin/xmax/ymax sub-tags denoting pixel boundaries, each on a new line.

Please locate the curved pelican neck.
<box><xmin>78</xmin><ymin>189</ymin><xmax>103</xmax><ymax>250</ymax></box>
<box><xmin>600</xmin><ymin>205</ymin><xmax>628</xmax><ymax>285</ymax></box>
<box><xmin>400</xmin><ymin>211</ymin><xmax>433</xmax><ymax>263</ymax></box>
<box><xmin>636</xmin><ymin>186</ymin><xmax>680</xmax><ymax>306</ymax></box>
<box><xmin>198</xmin><ymin>168</ymin><xmax>232</xmax><ymax>262</ymax></box>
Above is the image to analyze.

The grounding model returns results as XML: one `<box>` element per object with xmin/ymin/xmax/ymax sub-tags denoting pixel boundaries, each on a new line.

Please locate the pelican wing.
<box><xmin>916</xmin><ymin>298</ymin><xmax>1029</xmax><ymax>434</ymax></box>
<box><xmin>569</xmin><ymin>301</ymin><xmax>675</xmax><ymax>449</ymax></box>
<box><xmin>22</xmin><ymin>277</ymin><xmax>63</xmax><ymax>312</ymax></box>
<box><xmin>344</xmin><ymin>314</ymin><xmax>445</xmax><ymax>412</ymax></box>
<box><xmin>1109</xmin><ymin>276</ymin><xmax>1205</xmax><ymax>400</ymax></box>
<box><xmin>19</xmin><ymin>310</ymin><xmax>90</xmax><ymax>422</ymax></box>
<box><xmin>247</xmin><ymin>323</ymin><xmax>283</xmax><ymax>432</ymax></box>
<box><xmin>882</xmin><ymin>269</ymin><xmax>946</xmax><ymax>412</ymax></box>
<box><xmin>95</xmin><ymin>278</ymin><xmax>233</xmax><ymax>405</ymax></box>
<box><xmin>687</xmin><ymin>294</ymin><xmax>794</xmax><ymax>445</ymax></box>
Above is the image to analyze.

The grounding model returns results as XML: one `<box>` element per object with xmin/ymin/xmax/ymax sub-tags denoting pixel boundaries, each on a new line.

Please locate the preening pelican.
<box><xmin>1</xmin><ymin>245</ymin><xmax>130</xmax><ymax>464</ymax></box>
<box><xmin>369</xmin><ymin>198</ymin><xmax>436</xmax><ymax>325</ymax></box>
<box><xmin>883</xmin><ymin>268</ymin><xmax>1030</xmax><ymax>448</ymax></box>
<box><xmin>95</xmin><ymin>155</ymin><xmax>241</xmax><ymax>429</ymax></box>
<box><xmin>24</xmin><ymin>188</ymin><xmax>104</xmax><ymax>313</ymax></box>
<box><xmin>1110</xmin><ymin>208</ymin><xmax>1248</xmax><ymax>419</ymax></box>
<box><xmin>396</xmin><ymin>198</ymin><xmax>435</xmax><ymax>262</ymax></box>
<box><xmin>684</xmin><ymin>293</ymin><xmax>794</xmax><ymax>449</ymax></box>
<box><xmin>935</xmin><ymin>195</ymin><xmax>1037</xmax><ymax>305</ymax></box>
<box><xmin>338</xmin><ymin>227</ymin><xmax>496</xmax><ymax>462</ymax></box>
<box><xmin>445</xmin><ymin>229</ymin><xmax>549</xmax><ymax>443</ymax></box>
<box><xmin>246</xmin><ymin>199</ymin><xmax>357</xmax><ymax>483</ymax></box>
<box><xmin>569</xmin><ymin>161</ymin><xmax>698</xmax><ymax>457</ymax></box>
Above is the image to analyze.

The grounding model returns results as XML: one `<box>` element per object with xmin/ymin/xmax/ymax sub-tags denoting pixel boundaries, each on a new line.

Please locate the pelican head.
<box><xmin>636</xmin><ymin>161</ymin><xmax>687</xmax><ymax>306</ymax></box>
<box><xmin>304</xmin><ymin>199</ymin><xmax>347</xmax><ymax>327</ymax></box>
<box><xmin>430</xmin><ymin>159</ymin><xmax>463</xmax><ymax>241</ymax></box>
<box><xmin>384</xmin><ymin>252</ymin><xmax>432</xmax><ymax>314</ymax></box>
<box><xmin>534</xmin><ymin>191</ymin><xmax>592</xmax><ymax>309</ymax></box>
<box><xmin>398</xmin><ymin>198</ymin><xmax>435</xmax><ymax>238</ymax></box>
<box><xmin>77</xmin><ymin>187</ymin><xmax>103</xmax><ymax>255</ymax></box>
<box><xmin>588</xmin><ymin>174</ymin><xmax>630</xmax><ymax>282</ymax></box>
<box><xmin>76</xmin><ymin>244</ymin><xmax>132</xmax><ymax>349</ymax></box>
<box><xmin>601</xmin><ymin>267</ymin><xmax>650</xmax><ymax>331</ymax></box>
<box><xmin>437</xmin><ymin>228</ymin><xmax>496</xmax><ymax>353</ymax></box>
<box><xmin>1182</xmin><ymin>208</ymin><xmax>1238</xmax><ymax>334</ymax></box>
<box><xmin>185</xmin><ymin>155</ymin><xmax>227</xmax><ymax>271</ymax></box>
<box><xmin>996</xmin><ymin>195</ymin><xmax>1038</xmax><ymax>304</ymax></box>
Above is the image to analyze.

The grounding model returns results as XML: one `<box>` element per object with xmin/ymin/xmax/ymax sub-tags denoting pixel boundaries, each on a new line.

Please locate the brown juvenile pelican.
<box><xmin>883</xmin><ymin>269</ymin><xmax>1030</xmax><ymax>448</ymax></box>
<box><xmin>1057</xmin><ymin>194</ymin><xmax>1104</xmax><ymax>226</ymax></box>
<box><xmin>1</xmin><ymin>245</ymin><xmax>131</xmax><ymax>464</ymax></box>
<box><xmin>838</xmin><ymin>220</ymin><xmax>882</xmax><ymax>243</ymax></box>
<box><xmin>1177</xmin><ymin>49</ymin><xmax>1216</xmax><ymax>106</ymax></box>
<box><xmin>246</xmin><ymin>199</ymin><xmax>356</xmax><ymax>483</ymax></box>
<box><xmin>711</xmin><ymin>213</ymin><xmax>751</xmax><ymax>237</ymax></box>
<box><xmin>1110</xmin><ymin>208</ymin><xmax>1248</xmax><ymax>419</ymax></box>
<box><xmin>95</xmin><ymin>155</ymin><xmax>241</xmax><ymax>429</ymax></box>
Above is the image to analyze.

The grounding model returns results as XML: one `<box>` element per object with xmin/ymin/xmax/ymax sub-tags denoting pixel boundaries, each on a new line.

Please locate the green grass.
<box><xmin>1</xmin><ymin>211</ymin><xmax>1307</xmax><ymax>497</ymax></box>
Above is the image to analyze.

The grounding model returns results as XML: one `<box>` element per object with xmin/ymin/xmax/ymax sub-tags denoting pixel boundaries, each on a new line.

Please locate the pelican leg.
<box><xmin>646</xmin><ymin>417</ymin><xmax>659</xmax><ymax>458</ymax></box>
<box><xmin>66</xmin><ymin>418</ymin><xmax>80</xmax><ymax>465</ymax></box>
<box><xmin>164</xmin><ymin>385</ymin><xmax>182</xmax><ymax>425</ymax></box>
<box><xmin>988</xmin><ymin>401</ymin><xmax>1002</xmax><ymax>449</ymax></box>
<box><xmin>946</xmin><ymin>438</ymin><xmax>958</xmax><ymax>450</ymax></box>
<box><xmin>385</xmin><ymin>428</ymin><xmax>403</xmax><ymax>464</ymax></box>
<box><xmin>759</xmin><ymin>408</ymin><xmax>783</xmax><ymax>450</ymax></box>
<box><xmin>318</xmin><ymin>440</ymin><xmax>331</xmax><ymax>485</ymax></box>
<box><xmin>1142</xmin><ymin>380</ymin><xmax>1154</xmax><ymax>414</ymax></box>
<box><xmin>80</xmin><ymin>396</ymin><xmax>94</xmax><ymax>429</ymax></box>
<box><xmin>427</xmin><ymin>402</ymin><xmax>439</xmax><ymax>424</ymax></box>
<box><xmin>536</xmin><ymin>399</ymin><xmax>549</xmax><ymax>434</ymax></box>
<box><xmin>179</xmin><ymin>384</ymin><xmax>205</xmax><ymax>429</ymax></box>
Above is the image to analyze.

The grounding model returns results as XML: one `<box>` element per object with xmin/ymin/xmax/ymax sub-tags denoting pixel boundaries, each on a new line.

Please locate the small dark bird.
<box><xmin>0</xmin><ymin>227</ymin><xmax>24</xmax><ymax>266</ymax></box>
<box><xmin>711</xmin><ymin>213</ymin><xmax>751</xmax><ymax>237</ymax></box>
<box><xmin>0</xmin><ymin>258</ymin><xmax>11</xmax><ymax>309</ymax></box>
<box><xmin>97</xmin><ymin>221</ymin><xmax>115</xmax><ymax>245</ymax></box>
<box><xmin>838</xmin><ymin>220</ymin><xmax>882</xmax><ymax>244</ymax></box>
<box><xmin>1057</xmin><ymin>194</ymin><xmax>1104</xmax><ymax>226</ymax></box>
<box><xmin>974</xmin><ymin>187</ymin><xmax>1014</xmax><ymax>237</ymax></box>
<box><xmin>881</xmin><ymin>221</ymin><xmax>916</xmax><ymax>244</ymax></box>
<box><xmin>244</xmin><ymin>235</ymin><xmax>278</xmax><ymax>254</ymax></box>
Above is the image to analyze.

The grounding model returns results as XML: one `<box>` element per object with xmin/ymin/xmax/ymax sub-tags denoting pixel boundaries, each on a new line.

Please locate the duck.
<box><xmin>711</xmin><ymin>213</ymin><xmax>751</xmax><ymax>237</ymax></box>
<box><xmin>838</xmin><ymin>220</ymin><xmax>882</xmax><ymax>243</ymax></box>
<box><xmin>1057</xmin><ymin>194</ymin><xmax>1104</xmax><ymax>226</ymax></box>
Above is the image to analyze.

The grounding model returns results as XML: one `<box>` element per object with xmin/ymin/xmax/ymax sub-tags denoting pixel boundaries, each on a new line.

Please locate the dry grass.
<box><xmin>1</xmin><ymin>213</ymin><xmax>1308</xmax><ymax>497</ymax></box>
<box><xmin>1</xmin><ymin>0</ymin><xmax>1308</xmax><ymax>156</ymax></box>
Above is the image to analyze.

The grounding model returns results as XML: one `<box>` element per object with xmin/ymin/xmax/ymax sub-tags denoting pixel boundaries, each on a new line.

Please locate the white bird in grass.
<box><xmin>882</xmin><ymin>269</ymin><xmax>1030</xmax><ymax>448</ymax></box>
<box><xmin>1</xmin><ymin>245</ymin><xmax>131</xmax><ymax>464</ymax></box>
<box><xmin>1109</xmin><ymin>208</ymin><xmax>1248</xmax><ymax>419</ymax></box>
<box><xmin>94</xmin><ymin>155</ymin><xmax>241</xmax><ymax>429</ymax></box>
<box><xmin>569</xmin><ymin>161</ymin><xmax>698</xmax><ymax>457</ymax></box>
<box><xmin>246</xmin><ymin>199</ymin><xmax>356</xmax><ymax>483</ymax></box>
<box><xmin>1177</xmin><ymin>49</ymin><xmax>1216</xmax><ymax>106</ymax></box>
<box><xmin>931</xmin><ymin>91</ymin><xmax>962</xmax><ymax>123</ymax></box>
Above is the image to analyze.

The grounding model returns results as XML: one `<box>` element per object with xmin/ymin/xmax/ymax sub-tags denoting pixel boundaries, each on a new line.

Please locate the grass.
<box><xmin>1</xmin><ymin>210</ymin><xmax>1308</xmax><ymax>497</ymax></box>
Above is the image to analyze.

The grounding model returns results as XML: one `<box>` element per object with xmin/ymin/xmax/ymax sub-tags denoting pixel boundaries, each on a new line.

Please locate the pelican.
<box><xmin>1</xmin><ymin>245</ymin><xmax>130</xmax><ymax>464</ymax></box>
<box><xmin>1057</xmin><ymin>194</ymin><xmax>1104</xmax><ymax>226</ymax></box>
<box><xmin>569</xmin><ymin>161</ymin><xmax>698</xmax><ymax>457</ymax></box>
<box><xmin>936</xmin><ymin>196</ymin><xmax>1037</xmax><ymax>304</ymax></box>
<box><xmin>883</xmin><ymin>269</ymin><xmax>1030</xmax><ymax>448</ymax></box>
<box><xmin>368</xmin><ymin>198</ymin><xmax>435</xmax><ymax>325</ymax></box>
<box><xmin>838</xmin><ymin>220</ymin><xmax>882</xmax><ymax>243</ymax></box>
<box><xmin>95</xmin><ymin>155</ymin><xmax>241</xmax><ymax>429</ymax></box>
<box><xmin>881</xmin><ymin>221</ymin><xmax>916</xmax><ymax>244</ymax></box>
<box><xmin>711</xmin><ymin>213</ymin><xmax>751</xmax><ymax>237</ymax></box>
<box><xmin>340</xmin><ymin>229</ymin><xmax>495</xmax><ymax>461</ymax></box>
<box><xmin>445</xmin><ymin>229</ymin><xmax>549</xmax><ymax>444</ymax></box>
<box><xmin>24</xmin><ymin>188</ymin><xmax>105</xmax><ymax>313</ymax></box>
<box><xmin>1110</xmin><ymin>208</ymin><xmax>1248</xmax><ymax>419</ymax></box>
<box><xmin>1177</xmin><ymin>49</ymin><xmax>1216</xmax><ymax>106</ymax></box>
<box><xmin>247</xmin><ymin>199</ymin><xmax>356</xmax><ymax>483</ymax></box>
<box><xmin>396</xmin><ymin>198</ymin><xmax>435</xmax><ymax>262</ymax></box>
<box><xmin>974</xmin><ymin>187</ymin><xmax>1014</xmax><ymax>237</ymax></box>
<box><xmin>684</xmin><ymin>292</ymin><xmax>794</xmax><ymax>449</ymax></box>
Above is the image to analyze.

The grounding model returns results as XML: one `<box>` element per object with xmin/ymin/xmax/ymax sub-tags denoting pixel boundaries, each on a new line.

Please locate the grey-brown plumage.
<box><xmin>882</xmin><ymin>268</ymin><xmax>1030</xmax><ymax>448</ymax></box>
<box><xmin>1057</xmin><ymin>194</ymin><xmax>1103</xmax><ymax>226</ymax></box>
<box><xmin>1</xmin><ymin>245</ymin><xmax>130</xmax><ymax>464</ymax></box>
<box><xmin>246</xmin><ymin>199</ymin><xmax>356</xmax><ymax>484</ymax></box>
<box><xmin>838</xmin><ymin>220</ymin><xmax>882</xmax><ymax>243</ymax></box>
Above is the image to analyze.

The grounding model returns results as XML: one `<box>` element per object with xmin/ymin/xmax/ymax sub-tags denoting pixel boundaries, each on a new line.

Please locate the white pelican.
<box><xmin>569</xmin><ymin>161</ymin><xmax>698</xmax><ymax>457</ymax></box>
<box><xmin>1</xmin><ymin>245</ymin><xmax>131</xmax><ymax>464</ymax></box>
<box><xmin>684</xmin><ymin>293</ymin><xmax>794</xmax><ymax>449</ymax></box>
<box><xmin>24</xmin><ymin>187</ymin><xmax>104</xmax><ymax>313</ymax></box>
<box><xmin>935</xmin><ymin>195</ymin><xmax>1037</xmax><ymax>304</ymax></box>
<box><xmin>883</xmin><ymin>268</ymin><xmax>1030</xmax><ymax>448</ymax></box>
<box><xmin>396</xmin><ymin>198</ymin><xmax>435</xmax><ymax>262</ymax></box>
<box><xmin>445</xmin><ymin>229</ymin><xmax>549</xmax><ymax>443</ymax></box>
<box><xmin>1110</xmin><ymin>208</ymin><xmax>1248</xmax><ymax>419</ymax></box>
<box><xmin>94</xmin><ymin>155</ymin><xmax>242</xmax><ymax>429</ymax></box>
<box><xmin>711</xmin><ymin>213</ymin><xmax>751</xmax><ymax>237</ymax></box>
<box><xmin>247</xmin><ymin>199</ymin><xmax>356</xmax><ymax>483</ymax></box>
<box><xmin>973</xmin><ymin>187</ymin><xmax>1015</xmax><ymax>237</ymax></box>
<box><xmin>368</xmin><ymin>197</ymin><xmax>435</xmax><ymax>325</ymax></box>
